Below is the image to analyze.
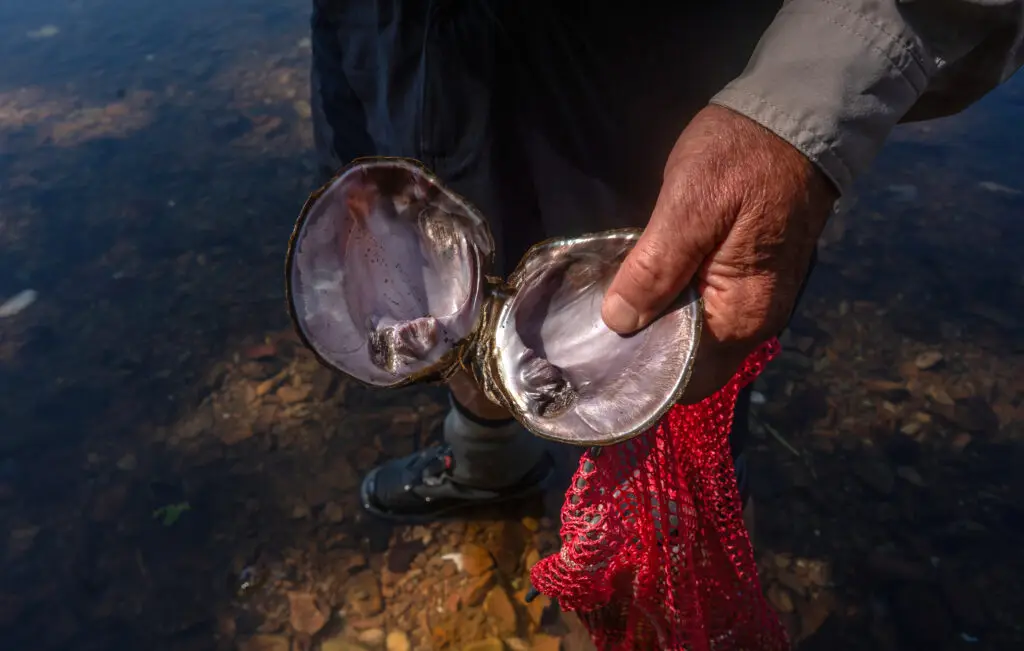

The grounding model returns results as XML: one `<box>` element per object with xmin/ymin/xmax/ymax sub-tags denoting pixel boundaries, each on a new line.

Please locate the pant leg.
<box><xmin>309</xmin><ymin>1</ymin><xmax>378</xmax><ymax>179</ymax></box>
<box><xmin>309</xmin><ymin>0</ymin><xmax>548</xmax><ymax>487</ymax></box>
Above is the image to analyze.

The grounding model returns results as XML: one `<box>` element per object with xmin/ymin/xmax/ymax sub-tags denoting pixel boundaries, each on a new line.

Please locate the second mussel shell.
<box><xmin>485</xmin><ymin>231</ymin><xmax>702</xmax><ymax>446</ymax></box>
<box><xmin>286</xmin><ymin>158</ymin><xmax>494</xmax><ymax>387</ymax></box>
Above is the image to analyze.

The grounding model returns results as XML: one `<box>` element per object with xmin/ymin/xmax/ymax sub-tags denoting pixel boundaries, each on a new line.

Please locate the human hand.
<box><xmin>601</xmin><ymin>104</ymin><xmax>838</xmax><ymax>402</ymax></box>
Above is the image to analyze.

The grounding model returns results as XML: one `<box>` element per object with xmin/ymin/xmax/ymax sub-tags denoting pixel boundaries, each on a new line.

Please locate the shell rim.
<box><xmin>484</xmin><ymin>228</ymin><xmax>704</xmax><ymax>447</ymax></box>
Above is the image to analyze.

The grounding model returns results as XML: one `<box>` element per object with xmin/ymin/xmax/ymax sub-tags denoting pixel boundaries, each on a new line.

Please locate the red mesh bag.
<box><xmin>530</xmin><ymin>339</ymin><xmax>787</xmax><ymax>651</ymax></box>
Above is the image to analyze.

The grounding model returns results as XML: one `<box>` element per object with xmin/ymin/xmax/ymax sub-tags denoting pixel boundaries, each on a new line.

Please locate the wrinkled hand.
<box><xmin>601</xmin><ymin>104</ymin><xmax>838</xmax><ymax>402</ymax></box>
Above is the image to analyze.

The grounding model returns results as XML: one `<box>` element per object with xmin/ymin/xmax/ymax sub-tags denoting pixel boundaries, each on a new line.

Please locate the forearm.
<box><xmin>711</xmin><ymin>0</ymin><xmax>1024</xmax><ymax>194</ymax></box>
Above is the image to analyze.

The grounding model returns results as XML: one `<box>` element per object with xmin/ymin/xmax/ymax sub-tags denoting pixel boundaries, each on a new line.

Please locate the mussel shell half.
<box><xmin>490</xmin><ymin>230</ymin><xmax>701</xmax><ymax>446</ymax></box>
<box><xmin>286</xmin><ymin>158</ymin><xmax>495</xmax><ymax>386</ymax></box>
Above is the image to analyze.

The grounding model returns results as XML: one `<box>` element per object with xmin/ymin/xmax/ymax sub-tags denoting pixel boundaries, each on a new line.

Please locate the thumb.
<box><xmin>601</xmin><ymin>199</ymin><xmax>715</xmax><ymax>334</ymax></box>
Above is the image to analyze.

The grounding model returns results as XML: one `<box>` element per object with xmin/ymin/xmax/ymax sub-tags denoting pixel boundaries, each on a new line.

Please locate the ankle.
<box><xmin>450</xmin><ymin>392</ymin><xmax>515</xmax><ymax>426</ymax></box>
<box><xmin>447</xmin><ymin>371</ymin><xmax>512</xmax><ymax>421</ymax></box>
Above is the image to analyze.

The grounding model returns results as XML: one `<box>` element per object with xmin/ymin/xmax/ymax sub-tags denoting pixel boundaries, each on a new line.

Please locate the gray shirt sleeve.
<box><xmin>710</xmin><ymin>0</ymin><xmax>1024</xmax><ymax>194</ymax></box>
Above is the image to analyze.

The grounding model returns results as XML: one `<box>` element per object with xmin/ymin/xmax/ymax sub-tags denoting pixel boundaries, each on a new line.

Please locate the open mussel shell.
<box><xmin>483</xmin><ymin>230</ymin><xmax>702</xmax><ymax>446</ymax></box>
<box><xmin>286</xmin><ymin>158</ymin><xmax>495</xmax><ymax>387</ymax></box>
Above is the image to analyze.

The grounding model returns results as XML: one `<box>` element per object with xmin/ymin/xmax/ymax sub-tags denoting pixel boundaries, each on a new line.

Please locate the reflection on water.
<box><xmin>0</xmin><ymin>1</ymin><xmax>1022</xmax><ymax>650</ymax></box>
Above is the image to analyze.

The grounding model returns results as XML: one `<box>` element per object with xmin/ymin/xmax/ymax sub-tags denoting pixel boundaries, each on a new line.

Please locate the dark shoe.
<box><xmin>360</xmin><ymin>443</ymin><xmax>555</xmax><ymax>523</ymax></box>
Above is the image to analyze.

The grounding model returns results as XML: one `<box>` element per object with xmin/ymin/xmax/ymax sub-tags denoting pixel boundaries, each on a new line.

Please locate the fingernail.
<box><xmin>603</xmin><ymin>292</ymin><xmax>640</xmax><ymax>333</ymax></box>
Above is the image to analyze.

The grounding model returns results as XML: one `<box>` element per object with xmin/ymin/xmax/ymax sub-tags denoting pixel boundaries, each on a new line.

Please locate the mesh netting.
<box><xmin>531</xmin><ymin>339</ymin><xmax>787</xmax><ymax>651</ymax></box>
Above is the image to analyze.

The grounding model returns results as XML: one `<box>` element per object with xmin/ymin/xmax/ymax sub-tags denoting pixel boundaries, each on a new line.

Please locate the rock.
<box><xmin>462</xmin><ymin>639</ymin><xmax>506</xmax><ymax>651</ymax></box>
<box><xmin>461</xmin><ymin>543</ymin><xmax>495</xmax><ymax>577</ymax></box>
<box><xmin>345</xmin><ymin>571</ymin><xmax>383</xmax><ymax>618</ymax></box>
<box><xmin>531</xmin><ymin>634</ymin><xmax>562</xmax><ymax>651</ymax></box>
<box><xmin>244</xmin><ymin>343</ymin><xmax>278</xmax><ymax>360</ymax></box>
<box><xmin>293</xmin><ymin>100</ymin><xmax>312</xmax><ymax>119</ymax></box>
<box><xmin>523</xmin><ymin>549</ymin><xmax>540</xmax><ymax>573</ymax></box>
<box><xmin>323</xmin><ymin>501</ymin><xmax>345</xmax><ymax>524</ymax></box>
<box><xmin>896</xmin><ymin>466</ymin><xmax>926</xmax><ymax>487</ymax></box>
<box><xmin>385</xmin><ymin>631</ymin><xmax>410</xmax><ymax>651</ymax></box>
<box><xmin>238</xmin><ymin>635</ymin><xmax>291</xmax><ymax>651</ymax></box>
<box><xmin>899</xmin><ymin>421</ymin><xmax>922</xmax><ymax>436</ymax></box>
<box><xmin>288</xmin><ymin>591</ymin><xmax>328</xmax><ymax>635</ymax></box>
<box><xmin>914</xmin><ymin>351</ymin><xmax>944</xmax><ymax>370</ymax></box>
<box><xmin>775</xmin><ymin>568</ymin><xmax>808</xmax><ymax>597</ymax></box>
<box><xmin>256</xmin><ymin>378</ymin><xmax>279</xmax><ymax>397</ymax></box>
<box><xmin>291</xmin><ymin>503</ymin><xmax>311</xmax><ymax>520</ymax></box>
<box><xmin>523</xmin><ymin>589</ymin><xmax>550</xmax><ymax>631</ymax></box>
<box><xmin>521</xmin><ymin>517</ymin><xmax>539</xmax><ymax>532</ymax></box>
<box><xmin>767</xmin><ymin>584</ymin><xmax>795</xmax><ymax>613</ymax></box>
<box><xmin>950</xmin><ymin>432</ymin><xmax>972</xmax><ymax>452</ymax></box>
<box><xmin>321</xmin><ymin>638</ymin><xmax>368</xmax><ymax>651</ymax></box>
<box><xmin>863</xmin><ymin>379</ymin><xmax>910</xmax><ymax>402</ymax></box>
<box><xmin>462</xmin><ymin>571</ymin><xmax>497</xmax><ymax>607</ymax></box>
<box><xmin>220</xmin><ymin>423</ymin><xmax>255</xmax><ymax>445</ymax></box>
<box><xmin>356</xmin><ymin>628</ymin><xmax>385</xmax><ymax>646</ymax></box>
<box><xmin>796</xmin><ymin>592</ymin><xmax>834</xmax><ymax>641</ymax></box>
<box><xmin>484</xmin><ymin>522</ymin><xmax>528</xmax><ymax>577</ymax></box>
<box><xmin>804</xmin><ymin>560</ymin><xmax>830</xmax><ymax>587</ymax></box>
<box><xmin>277</xmin><ymin>384</ymin><xmax>312</xmax><ymax>404</ymax></box>
<box><xmin>505</xmin><ymin>639</ymin><xmax>530</xmax><ymax>651</ymax></box>
<box><xmin>484</xmin><ymin>587</ymin><xmax>519</xmax><ymax>637</ymax></box>
<box><xmin>926</xmin><ymin>385</ymin><xmax>955</xmax><ymax>407</ymax></box>
<box><xmin>348</xmin><ymin>614</ymin><xmax>385</xmax><ymax>631</ymax></box>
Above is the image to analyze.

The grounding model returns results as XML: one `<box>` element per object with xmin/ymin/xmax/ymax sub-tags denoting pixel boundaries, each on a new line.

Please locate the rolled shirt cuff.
<box><xmin>710</xmin><ymin>0</ymin><xmax>936</xmax><ymax>194</ymax></box>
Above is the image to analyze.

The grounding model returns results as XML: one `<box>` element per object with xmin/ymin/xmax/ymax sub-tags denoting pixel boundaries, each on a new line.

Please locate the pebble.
<box><xmin>277</xmin><ymin>384</ymin><xmax>312</xmax><ymax>404</ymax></box>
<box><xmin>287</xmin><ymin>591</ymin><xmax>327</xmax><ymax>635</ymax></box>
<box><xmin>323</xmin><ymin>501</ymin><xmax>345</xmax><ymax>524</ymax></box>
<box><xmin>356</xmin><ymin>628</ymin><xmax>385</xmax><ymax>646</ymax></box>
<box><xmin>951</xmin><ymin>432</ymin><xmax>972</xmax><ymax>452</ymax></box>
<box><xmin>461</xmin><ymin>543</ymin><xmax>495</xmax><ymax>576</ymax></box>
<box><xmin>462</xmin><ymin>638</ymin><xmax>506</xmax><ymax>651</ymax></box>
<box><xmin>531</xmin><ymin>634</ymin><xmax>562</xmax><ymax>651</ymax></box>
<box><xmin>767</xmin><ymin>583</ymin><xmax>794</xmax><ymax>613</ymax></box>
<box><xmin>321</xmin><ymin>638</ymin><xmax>367</xmax><ymax>651</ymax></box>
<box><xmin>914</xmin><ymin>350</ymin><xmax>944</xmax><ymax>370</ymax></box>
<box><xmin>0</xmin><ymin>289</ymin><xmax>37</xmax><ymax>318</ymax></box>
<box><xmin>385</xmin><ymin>631</ymin><xmax>410</xmax><ymax>651</ymax></box>
<box><xmin>897</xmin><ymin>466</ymin><xmax>927</xmax><ymax>487</ymax></box>
<box><xmin>484</xmin><ymin>586</ymin><xmax>518</xmax><ymax>636</ymax></box>
<box><xmin>238</xmin><ymin>635</ymin><xmax>290</xmax><ymax>651</ymax></box>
